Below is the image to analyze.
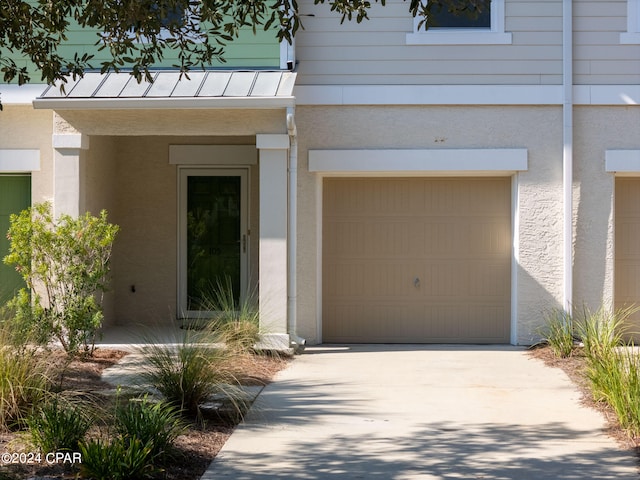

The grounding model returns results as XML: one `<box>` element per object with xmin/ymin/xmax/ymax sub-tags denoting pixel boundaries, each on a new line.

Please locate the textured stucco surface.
<box><xmin>573</xmin><ymin>106</ymin><xmax>640</xmax><ymax>314</ymax></box>
<box><xmin>0</xmin><ymin>106</ymin><xmax>53</xmax><ymax>203</ymax></box>
<box><xmin>52</xmin><ymin>109</ymin><xmax>288</xmax><ymax>137</ymax></box>
<box><xmin>295</xmin><ymin>105</ymin><xmax>565</xmax><ymax>345</ymax></box>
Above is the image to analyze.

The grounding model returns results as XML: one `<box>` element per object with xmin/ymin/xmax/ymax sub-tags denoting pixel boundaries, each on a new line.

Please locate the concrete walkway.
<box><xmin>203</xmin><ymin>345</ymin><xmax>639</xmax><ymax>480</ymax></box>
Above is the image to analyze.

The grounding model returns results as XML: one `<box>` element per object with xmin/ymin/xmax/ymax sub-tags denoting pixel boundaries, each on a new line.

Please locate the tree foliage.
<box><xmin>3</xmin><ymin>203</ymin><xmax>119</xmax><ymax>356</ymax></box>
<box><xmin>0</xmin><ymin>0</ymin><xmax>489</xmax><ymax>93</ymax></box>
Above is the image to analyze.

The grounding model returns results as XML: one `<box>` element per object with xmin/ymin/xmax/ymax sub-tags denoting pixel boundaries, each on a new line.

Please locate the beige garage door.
<box><xmin>323</xmin><ymin>177</ymin><xmax>511</xmax><ymax>343</ymax></box>
<box><xmin>615</xmin><ymin>177</ymin><xmax>640</xmax><ymax>341</ymax></box>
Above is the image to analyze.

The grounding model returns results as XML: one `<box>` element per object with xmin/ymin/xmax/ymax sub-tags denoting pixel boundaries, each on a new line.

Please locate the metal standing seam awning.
<box><xmin>32</xmin><ymin>70</ymin><xmax>296</xmax><ymax>109</ymax></box>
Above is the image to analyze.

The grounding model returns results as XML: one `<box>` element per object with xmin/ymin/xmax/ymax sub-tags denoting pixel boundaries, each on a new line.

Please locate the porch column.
<box><xmin>256</xmin><ymin>134</ymin><xmax>290</xmax><ymax>350</ymax></box>
<box><xmin>52</xmin><ymin>133</ymin><xmax>90</xmax><ymax>218</ymax></box>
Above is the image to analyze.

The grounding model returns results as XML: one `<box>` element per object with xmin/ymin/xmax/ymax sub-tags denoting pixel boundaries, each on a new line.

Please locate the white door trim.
<box><xmin>177</xmin><ymin>167</ymin><xmax>249</xmax><ymax>318</ymax></box>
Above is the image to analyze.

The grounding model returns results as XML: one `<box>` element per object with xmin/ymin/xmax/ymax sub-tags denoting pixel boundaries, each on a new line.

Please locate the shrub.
<box><xmin>3</xmin><ymin>202</ymin><xmax>119</xmax><ymax>356</ymax></box>
<box><xmin>538</xmin><ymin>308</ymin><xmax>576</xmax><ymax>358</ymax></box>
<box><xmin>27</xmin><ymin>395</ymin><xmax>91</xmax><ymax>453</ymax></box>
<box><xmin>114</xmin><ymin>396</ymin><xmax>186</xmax><ymax>459</ymax></box>
<box><xmin>79</xmin><ymin>437</ymin><xmax>157</xmax><ymax>480</ymax></box>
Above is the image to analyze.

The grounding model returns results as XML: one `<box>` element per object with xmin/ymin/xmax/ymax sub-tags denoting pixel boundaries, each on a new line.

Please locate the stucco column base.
<box><xmin>254</xmin><ymin>333</ymin><xmax>294</xmax><ymax>355</ymax></box>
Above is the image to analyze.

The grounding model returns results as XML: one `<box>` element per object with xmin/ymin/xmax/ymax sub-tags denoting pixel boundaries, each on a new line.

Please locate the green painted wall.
<box><xmin>0</xmin><ymin>175</ymin><xmax>30</xmax><ymax>305</ymax></box>
<box><xmin>2</xmin><ymin>14</ymin><xmax>281</xmax><ymax>84</ymax></box>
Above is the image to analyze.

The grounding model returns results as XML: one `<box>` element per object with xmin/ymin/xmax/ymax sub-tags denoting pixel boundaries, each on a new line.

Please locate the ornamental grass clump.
<box><xmin>576</xmin><ymin>305</ymin><xmax>640</xmax><ymax>437</ymax></box>
<box><xmin>114</xmin><ymin>396</ymin><xmax>186</xmax><ymax>460</ymax></box>
<box><xmin>538</xmin><ymin>308</ymin><xmax>576</xmax><ymax>358</ymax></box>
<box><xmin>140</xmin><ymin>328</ymin><xmax>245</xmax><ymax>421</ymax></box>
<box><xmin>0</xmin><ymin>322</ymin><xmax>49</xmax><ymax>431</ymax></box>
<box><xmin>202</xmin><ymin>278</ymin><xmax>261</xmax><ymax>353</ymax></box>
<box><xmin>27</xmin><ymin>394</ymin><xmax>92</xmax><ymax>453</ymax></box>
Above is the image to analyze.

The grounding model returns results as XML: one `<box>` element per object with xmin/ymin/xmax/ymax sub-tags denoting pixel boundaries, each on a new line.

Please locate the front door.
<box><xmin>179</xmin><ymin>169</ymin><xmax>248</xmax><ymax>317</ymax></box>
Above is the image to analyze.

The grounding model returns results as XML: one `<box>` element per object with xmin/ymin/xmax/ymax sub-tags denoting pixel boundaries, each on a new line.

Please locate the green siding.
<box><xmin>1</xmin><ymin>13</ymin><xmax>281</xmax><ymax>83</ymax></box>
<box><xmin>0</xmin><ymin>175</ymin><xmax>30</xmax><ymax>305</ymax></box>
<box><xmin>60</xmin><ymin>23</ymin><xmax>281</xmax><ymax>68</ymax></box>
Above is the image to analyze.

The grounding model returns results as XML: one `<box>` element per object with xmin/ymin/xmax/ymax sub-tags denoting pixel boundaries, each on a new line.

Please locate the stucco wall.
<box><xmin>104</xmin><ymin>136</ymin><xmax>260</xmax><ymax>327</ymax></box>
<box><xmin>83</xmin><ymin>136</ymin><xmax>119</xmax><ymax>325</ymax></box>
<box><xmin>573</xmin><ymin>106</ymin><xmax>640</xmax><ymax>314</ymax></box>
<box><xmin>295</xmin><ymin>105</ymin><xmax>564</xmax><ymax>345</ymax></box>
<box><xmin>0</xmin><ymin>106</ymin><xmax>53</xmax><ymax>203</ymax></box>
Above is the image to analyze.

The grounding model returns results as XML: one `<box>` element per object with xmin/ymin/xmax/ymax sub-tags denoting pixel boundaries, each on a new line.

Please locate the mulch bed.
<box><xmin>0</xmin><ymin>348</ymin><xmax>290</xmax><ymax>480</ymax></box>
<box><xmin>527</xmin><ymin>344</ymin><xmax>640</xmax><ymax>452</ymax></box>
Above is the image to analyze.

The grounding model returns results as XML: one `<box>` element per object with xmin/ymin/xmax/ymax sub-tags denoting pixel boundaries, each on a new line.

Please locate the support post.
<box><xmin>256</xmin><ymin>134</ymin><xmax>290</xmax><ymax>351</ymax></box>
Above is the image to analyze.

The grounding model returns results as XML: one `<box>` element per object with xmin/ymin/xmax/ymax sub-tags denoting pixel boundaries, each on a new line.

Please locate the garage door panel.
<box><xmin>614</xmin><ymin>178</ymin><xmax>640</xmax><ymax>342</ymax></box>
<box><xmin>323</xmin><ymin>177</ymin><xmax>511</xmax><ymax>344</ymax></box>
<box><xmin>326</xmin><ymin>260</ymin><xmax>426</xmax><ymax>298</ymax></box>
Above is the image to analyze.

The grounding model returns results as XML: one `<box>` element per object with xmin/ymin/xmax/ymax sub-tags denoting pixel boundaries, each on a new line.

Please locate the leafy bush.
<box><xmin>114</xmin><ymin>396</ymin><xmax>186</xmax><ymax>459</ymax></box>
<box><xmin>27</xmin><ymin>395</ymin><xmax>91</xmax><ymax>453</ymax></box>
<box><xmin>538</xmin><ymin>308</ymin><xmax>576</xmax><ymax>358</ymax></box>
<box><xmin>3</xmin><ymin>202</ymin><xmax>118</xmax><ymax>356</ymax></box>
<box><xmin>79</xmin><ymin>437</ymin><xmax>157</xmax><ymax>480</ymax></box>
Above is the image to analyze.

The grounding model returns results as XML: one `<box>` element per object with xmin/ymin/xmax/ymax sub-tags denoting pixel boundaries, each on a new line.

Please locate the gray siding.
<box><xmin>295</xmin><ymin>0</ymin><xmax>640</xmax><ymax>86</ymax></box>
<box><xmin>295</xmin><ymin>0</ymin><xmax>563</xmax><ymax>85</ymax></box>
<box><xmin>574</xmin><ymin>0</ymin><xmax>640</xmax><ymax>85</ymax></box>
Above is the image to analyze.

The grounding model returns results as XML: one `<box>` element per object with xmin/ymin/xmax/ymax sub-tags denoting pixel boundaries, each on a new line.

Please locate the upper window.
<box><xmin>429</xmin><ymin>4</ymin><xmax>490</xmax><ymax>28</ymax></box>
<box><xmin>406</xmin><ymin>0</ymin><xmax>512</xmax><ymax>45</ymax></box>
<box><xmin>124</xmin><ymin>1</ymin><xmax>198</xmax><ymax>41</ymax></box>
<box><xmin>621</xmin><ymin>0</ymin><xmax>640</xmax><ymax>44</ymax></box>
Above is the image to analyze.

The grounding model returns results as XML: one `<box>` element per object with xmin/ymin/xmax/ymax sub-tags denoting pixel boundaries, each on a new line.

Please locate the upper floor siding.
<box><xmin>575</xmin><ymin>0</ymin><xmax>640</xmax><ymax>85</ymax></box>
<box><xmin>1</xmin><ymin>14</ymin><xmax>281</xmax><ymax>85</ymax></box>
<box><xmin>294</xmin><ymin>0</ymin><xmax>640</xmax><ymax>86</ymax></box>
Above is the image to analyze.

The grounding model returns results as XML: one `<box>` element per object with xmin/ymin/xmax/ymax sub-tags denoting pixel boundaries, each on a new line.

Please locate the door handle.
<box><xmin>414</xmin><ymin>277</ymin><xmax>420</xmax><ymax>288</ymax></box>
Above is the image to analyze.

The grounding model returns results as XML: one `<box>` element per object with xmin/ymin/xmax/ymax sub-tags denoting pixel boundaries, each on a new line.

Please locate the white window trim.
<box><xmin>406</xmin><ymin>0</ymin><xmax>512</xmax><ymax>45</ymax></box>
<box><xmin>621</xmin><ymin>0</ymin><xmax>640</xmax><ymax>44</ymax></box>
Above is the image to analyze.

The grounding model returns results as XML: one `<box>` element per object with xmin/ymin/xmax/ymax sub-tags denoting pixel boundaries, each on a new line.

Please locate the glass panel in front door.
<box><xmin>187</xmin><ymin>175</ymin><xmax>241</xmax><ymax>311</ymax></box>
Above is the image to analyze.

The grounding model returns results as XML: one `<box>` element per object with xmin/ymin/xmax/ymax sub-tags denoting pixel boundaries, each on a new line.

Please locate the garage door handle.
<box><xmin>414</xmin><ymin>277</ymin><xmax>420</xmax><ymax>288</ymax></box>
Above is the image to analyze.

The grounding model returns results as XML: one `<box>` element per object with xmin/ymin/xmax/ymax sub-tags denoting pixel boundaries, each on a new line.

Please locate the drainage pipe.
<box><xmin>287</xmin><ymin>107</ymin><xmax>305</xmax><ymax>352</ymax></box>
<box><xmin>562</xmin><ymin>0</ymin><xmax>573</xmax><ymax>314</ymax></box>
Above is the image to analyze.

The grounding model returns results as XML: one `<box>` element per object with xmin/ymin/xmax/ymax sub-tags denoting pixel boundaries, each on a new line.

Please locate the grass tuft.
<box><xmin>538</xmin><ymin>308</ymin><xmax>576</xmax><ymax>358</ymax></box>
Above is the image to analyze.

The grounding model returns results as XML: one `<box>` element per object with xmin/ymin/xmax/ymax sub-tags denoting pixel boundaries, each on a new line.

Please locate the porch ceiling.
<box><xmin>33</xmin><ymin>71</ymin><xmax>296</xmax><ymax>110</ymax></box>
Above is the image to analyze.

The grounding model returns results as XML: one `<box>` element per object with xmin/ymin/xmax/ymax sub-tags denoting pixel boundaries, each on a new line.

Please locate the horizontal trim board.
<box><xmin>0</xmin><ymin>149</ymin><xmax>40</xmax><ymax>171</ymax></box>
<box><xmin>574</xmin><ymin>85</ymin><xmax>640</xmax><ymax>105</ymax></box>
<box><xmin>32</xmin><ymin>96</ymin><xmax>295</xmax><ymax>110</ymax></box>
<box><xmin>295</xmin><ymin>85</ymin><xmax>640</xmax><ymax>106</ymax></box>
<box><xmin>7</xmin><ymin>85</ymin><xmax>640</xmax><ymax>107</ymax></box>
<box><xmin>0</xmin><ymin>85</ymin><xmax>47</xmax><ymax>104</ymax></box>
<box><xmin>169</xmin><ymin>145</ymin><xmax>257</xmax><ymax>165</ymax></box>
<box><xmin>309</xmin><ymin>149</ymin><xmax>528</xmax><ymax>174</ymax></box>
<box><xmin>606</xmin><ymin>150</ymin><xmax>640</xmax><ymax>174</ymax></box>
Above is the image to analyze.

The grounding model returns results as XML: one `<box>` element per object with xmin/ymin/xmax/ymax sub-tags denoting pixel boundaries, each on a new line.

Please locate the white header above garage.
<box><xmin>309</xmin><ymin>148</ymin><xmax>528</xmax><ymax>176</ymax></box>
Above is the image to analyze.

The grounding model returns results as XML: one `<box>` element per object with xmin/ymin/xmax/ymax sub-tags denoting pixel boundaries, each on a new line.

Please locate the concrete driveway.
<box><xmin>202</xmin><ymin>345</ymin><xmax>639</xmax><ymax>479</ymax></box>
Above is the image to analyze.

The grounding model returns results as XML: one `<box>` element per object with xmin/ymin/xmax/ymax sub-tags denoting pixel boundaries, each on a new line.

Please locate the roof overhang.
<box><xmin>33</xmin><ymin>70</ymin><xmax>296</xmax><ymax>110</ymax></box>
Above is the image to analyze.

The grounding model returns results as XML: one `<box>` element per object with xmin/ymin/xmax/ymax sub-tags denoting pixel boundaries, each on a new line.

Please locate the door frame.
<box><xmin>177</xmin><ymin>167</ymin><xmax>250</xmax><ymax>318</ymax></box>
